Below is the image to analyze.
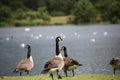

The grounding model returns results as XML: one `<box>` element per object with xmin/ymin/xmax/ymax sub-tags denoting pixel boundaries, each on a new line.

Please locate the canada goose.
<box><xmin>110</xmin><ymin>57</ymin><xmax>120</xmax><ymax>74</ymax></box>
<box><xmin>61</xmin><ymin>46</ymin><xmax>82</xmax><ymax>77</ymax></box>
<box><xmin>13</xmin><ymin>44</ymin><xmax>34</xmax><ymax>76</ymax></box>
<box><xmin>41</xmin><ymin>36</ymin><xmax>64</xmax><ymax>80</ymax></box>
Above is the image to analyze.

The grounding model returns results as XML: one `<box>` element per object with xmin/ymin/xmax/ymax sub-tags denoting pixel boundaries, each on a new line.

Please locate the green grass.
<box><xmin>0</xmin><ymin>74</ymin><xmax>120</xmax><ymax>80</ymax></box>
<box><xmin>50</xmin><ymin>16</ymin><xmax>72</xmax><ymax>25</ymax></box>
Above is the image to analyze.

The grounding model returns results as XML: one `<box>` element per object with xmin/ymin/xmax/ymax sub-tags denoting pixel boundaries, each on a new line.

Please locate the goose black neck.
<box><xmin>56</xmin><ymin>41</ymin><xmax>60</xmax><ymax>55</ymax></box>
<box><xmin>27</xmin><ymin>47</ymin><xmax>31</xmax><ymax>58</ymax></box>
<box><xmin>63</xmin><ymin>49</ymin><xmax>68</xmax><ymax>57</ymax></box>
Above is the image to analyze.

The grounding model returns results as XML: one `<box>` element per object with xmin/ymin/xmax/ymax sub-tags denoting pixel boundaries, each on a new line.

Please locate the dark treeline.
<box><xmin>0</xmin><ymin>0</ymin><xmax>120</xmax><ymax>27</ymax></box>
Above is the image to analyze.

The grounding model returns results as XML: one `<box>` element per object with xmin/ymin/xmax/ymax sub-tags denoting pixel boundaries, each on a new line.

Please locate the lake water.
<box><xmin>0</xmin><ymin>25</ymin><xmax>120</xmax><ymax>76</ymax></box>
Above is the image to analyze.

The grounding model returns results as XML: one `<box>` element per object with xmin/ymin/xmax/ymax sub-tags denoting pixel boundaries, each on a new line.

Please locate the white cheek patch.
<box><xmin>58</xmin><ymin>37</ymin><xmax>62</xmax><ymax>41</ymax></box>
<box><xmin>58</xmin><ymin>38</ymin><xmax>61</xmax><ymax>41</ymax></box>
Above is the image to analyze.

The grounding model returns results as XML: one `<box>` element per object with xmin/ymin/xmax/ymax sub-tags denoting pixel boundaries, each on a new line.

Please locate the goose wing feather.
<box><xmin>16</xmin><ymin>59</ymin><xmax>33</xmax><ymax>70</ymax></box>
<box><xmin>44</xmin><ymin>57</ymin><xmax>62</xmax><ymax>69</ymax></box>
<box><xmin>64</xmin><ymin>57</ymin><xmax>81</xmax><ymax>66</ymax></box>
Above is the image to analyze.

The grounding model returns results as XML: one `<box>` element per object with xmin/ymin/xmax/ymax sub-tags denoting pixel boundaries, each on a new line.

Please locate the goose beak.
<box><xmin>60</xmin><ymin>47</ymin><xmax>63</xmax><ymax>51</ymax></box>
<box><xmin>25</xmin><ymin>45</ymin><xmax>28</xmax><ymax>48</ymax></box>
<box><xmin>60</xmin><ymin>48</ymin><xmax>62</xmax><ymax>51</ymax></box>
<box><xmin>25</xmin><ymin>44</ymin><xmax>30</xmax><ymax>49</ymax></box>
<box><xmin>61</xmin><ymin>46</ymin><xmax>66</xmax><ymax>51</ymax></box>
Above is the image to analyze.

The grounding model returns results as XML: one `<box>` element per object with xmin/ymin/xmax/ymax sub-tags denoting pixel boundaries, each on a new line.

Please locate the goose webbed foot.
<box><xmin>58</xmin><ymin>75</ymin><xmax>62</xmax><ymax>80</ymax></box>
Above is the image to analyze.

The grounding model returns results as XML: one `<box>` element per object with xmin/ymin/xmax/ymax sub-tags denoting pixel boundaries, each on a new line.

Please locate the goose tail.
<box><xmin>41</xmin><ymin>69</ymin><xmax>50</xmax><ymax>74</ymax></box>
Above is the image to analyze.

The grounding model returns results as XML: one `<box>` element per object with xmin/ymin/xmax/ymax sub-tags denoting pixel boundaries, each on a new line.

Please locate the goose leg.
<box><xmin>27</xmin><ymin>71</ymin><xmax>29</xmax><ymax>75</ymax></box>
<box><xmin>64</xmin><ymin>70</ymin><xmax>68</xmax><ymax>77</ymax></box>
<box><xmin>57</xmin><ymin>70</ymin><xmax>62</xmax><ymax>80</ymax></box>
<box><xmin>113</xmin><ymin>68</ymin><xmax>116</xmax><ymax>75</ymax></box>
<box><xmin>50</xmin><ymin>73</ymin><xmax>54</xmax><ymax>80</ymax></box>
<box><xmin>72</xmin><ymin>70</ymin><xmax>75</xmax><ymax>77</ymax></box>
<box><xmin>20</xmin><ymin>72</ymin><xmax>22</xmax><ymax>76</ymax></box>
<box><xmin>57</xmin><ymin>71</ymin><xmax>59</xmax><ymax>76</ymax></box>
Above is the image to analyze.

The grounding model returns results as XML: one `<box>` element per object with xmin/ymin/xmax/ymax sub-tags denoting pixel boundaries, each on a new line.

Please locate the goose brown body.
<box><xmin>42</xmin><ymin>54</ymin><xmax>64</xmax><ymax>74</ymax></box>
<box><xmin>64</xmin><ymin>57</ymin><xmax>81</xmax><ymax>71</ymax></box>
<box><xmin>15</xmin><ymin>56</ymin><xmax>33</xmax><ymax>72</ymax></box>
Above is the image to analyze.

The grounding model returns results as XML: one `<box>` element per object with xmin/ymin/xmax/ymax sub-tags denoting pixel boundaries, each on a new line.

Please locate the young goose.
<box><xmin>13</xmin><ymin>44</ymin><xmax>34</xmax><ymax>76</ymax></box>
<box><xmin>61</xmin><ymin>46</ymin><xmax>82</xmax><ymax>77</ymax></box>
<box><xmin>110</xmin><ymin>57</ymin><xmax>120</xmax><ymax>74</ymax></box>
<box><xmin>41</xmin><ymin>36</ymin><xmax>64</xmax><ymax>80</ymax></box>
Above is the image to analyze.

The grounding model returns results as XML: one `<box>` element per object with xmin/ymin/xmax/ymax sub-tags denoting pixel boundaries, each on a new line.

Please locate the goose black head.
<box><xmin>55</xmin><ymin>36</ymin><xmax>62</xmax><ymax>55</ymax></box>
<box><xmin>61</xmin><ymin>46</ymin><xmax>66</xmax><ymax>51</ymax></box>
<box><xmin>61</xmin><ymin>46</ymin><xmax>68</xmax><ymax>57</ymax></box>
<box><xmin>110</xmin><ymin>58</ymin><xmax>119</xmax><ymax>65</ymax></box>
<box><xmin>25</xmin><ymin>44</ymin><xmax>31</xmax><ymax>49</ymax></box>
<box><xmin>25</xmin><ymin>44</ymin><xmax>31</xmax><ymax>58</ymax></box>
<box><xmin>56</xmin><ymin>36</ymin><xmax>62</xmax><ymax>42</ymax></box>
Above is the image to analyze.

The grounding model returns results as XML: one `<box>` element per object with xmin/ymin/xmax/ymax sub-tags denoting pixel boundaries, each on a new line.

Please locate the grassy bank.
<box><xmin>11</xmin><ymin>16</ymin><xmax>71</xmax><ymax>27</ymax></box>
<box><xmin>0</xmin><ymin>74</ymin><xmax>120</xmax><ymax>80</ymax></box>
<box><xmin>0</xmin><ymin>15</ymin><xmax>72</xmax><ymax>27</ymax></box>
<box><xmin>50</xmin><ymin>16</ymin><xmax>72</xmax><ymax>25</ymax></box>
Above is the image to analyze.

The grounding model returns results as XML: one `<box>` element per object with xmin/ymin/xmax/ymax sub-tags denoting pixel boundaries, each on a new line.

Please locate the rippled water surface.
<box><xmin>0</xmin><ymin>25</ymin><xmax>120</xmax><ymax>76</ymax></box>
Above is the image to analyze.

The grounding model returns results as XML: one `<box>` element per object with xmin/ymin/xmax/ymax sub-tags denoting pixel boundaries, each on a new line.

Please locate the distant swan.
<box><xmin>61</xmin><ymin>46</ymin><xmax>82</xmax><ymax>77</ymax></box>
<box><xmin>41</xmin><ymin>36</ymin><xmax>64</xmax><ymax>80</ymax></box>
<box><xmin>110</xmin><ymin>57</ymin><xmax>120</xmax><ymax>74</ymax></box>
<box><xmin>13</xmin><ymin>44</ymin><xmax>34</xmax><ymax>76</ymax></box>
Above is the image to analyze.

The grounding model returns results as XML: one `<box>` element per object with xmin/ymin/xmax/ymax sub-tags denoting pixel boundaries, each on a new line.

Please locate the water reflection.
<box><xmin>38</xmin><ymin>34</ymin><xmax>42</xmax><ymax>38</ymax></box>
<box><xmin>92</xmin><ymin>32</ymin><xmax>97</xmax><ymax>35</ymax></box>
<box><xmin>6</xmin><ymin>37</ymin><xmax>10</xmax><ymax>41</ymax></box>
<box><xmin>91</xmin><ymin>38</ymin><xmax>96</xmax><ymax>42</ymax></box>
<box><xmin>104</xmin><ymin>32</ymin><xmax>108</xmax><ymax>36</ymax></box>
<box><xmin>25</xmin><ymin>28</ymin><xmax>30</xmax><ymax>32</ymax></box>
<box><xmin>20</xmin><ymin>43</ymin><xmax>25</xmax><ymax>48</ymax></box>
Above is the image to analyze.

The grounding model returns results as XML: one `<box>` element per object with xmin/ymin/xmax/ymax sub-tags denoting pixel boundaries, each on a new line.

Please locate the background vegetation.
<box><xmin>0</xmin><ymin>0</ymin><xmax>120</xmax><ymax>27</ymax></box>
